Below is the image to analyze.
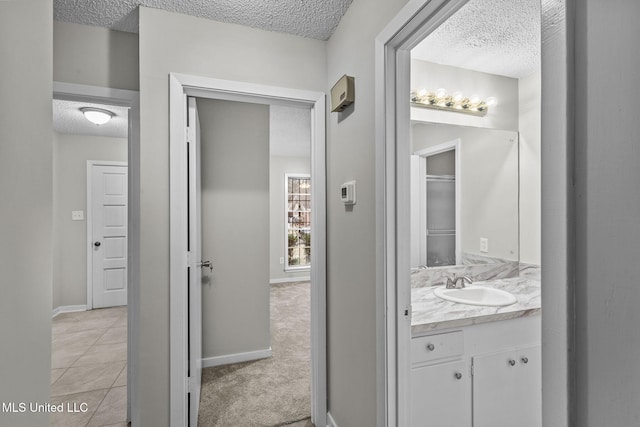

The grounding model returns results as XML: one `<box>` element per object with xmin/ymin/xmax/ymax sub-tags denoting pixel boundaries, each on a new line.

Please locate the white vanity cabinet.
<box><xmin>472</xmin><ymin>344</ymin><xmax>541</xmax><ymax>427</ymax></box>
<box><xmin>410</xmin><ymin>316</ymin><xmax>541</xmax><ymax>427</ymax></box>
<box><xmin>411</xmin><ymin>359</ymin><xmax>471</xmax><ymax>427</ymax></box>
<box><xmin>410</xmin><ymin>332</ymin><xmax>471</xmax><ymax>427</ymax></box>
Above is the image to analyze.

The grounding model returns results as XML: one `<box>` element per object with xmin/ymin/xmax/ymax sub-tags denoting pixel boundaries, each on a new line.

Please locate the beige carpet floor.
<box><xmin>198</xmin><ymin>282</ymin><xmax>313</xmax><ymax>427</ymax></box>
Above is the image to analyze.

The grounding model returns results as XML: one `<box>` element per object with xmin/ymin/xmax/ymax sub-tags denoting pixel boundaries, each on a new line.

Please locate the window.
<box><xmin>285</xmin><ymin>174</ymin><xmax>311</xmax><ymax>270</ymax></box>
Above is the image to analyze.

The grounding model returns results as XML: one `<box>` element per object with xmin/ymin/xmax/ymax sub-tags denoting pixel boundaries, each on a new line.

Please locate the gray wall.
<box><xmin>52</xmin><ymin>132</ymin><xmax>128</xmax><ymax>309</ymax></box>
<box><xmin>137</xmin><ymin>7</ymin><xmax>326</xmax><ymax>425</ymax></box>
<box><xmin>54</xmin><ymin>21</ymin><xmax>139</xmax><ymax>91</ymax></box>
<box><xmin>0</xmin><ymin>1</ymin><xmax>53</xmax><ymax>426</ymax></box>
<box><xmin>326</xmin><ymin>0</ymin><xmax>407</xmax><ymax>424</ymax></box>
<box><xmin>411</xmin><ymin>59</ymin><xmax>519</xmax><ymax>131</ymax></box>
<box><xmin>425</xmin><ymin>150</ymin><xmax>455</xmax><ymax>176</ymax></box>
<box><xmin>198</xmin><ymin>99</ymin><xmax>271</xmax><ymax>359</ymax></box>
<box><xmin>518</xmin><ymin>71</ymin><xmax>541</xmax><ymax>266</ymax></box>
<box><xmin>269</xmin><ymin>156</ymin><xmax>310</xmax><ymax>282</ymax></box>
<box><xmin>574</xmin><ymin>0</ymin><xmax>640</xmax><ymax>425</ymax></box>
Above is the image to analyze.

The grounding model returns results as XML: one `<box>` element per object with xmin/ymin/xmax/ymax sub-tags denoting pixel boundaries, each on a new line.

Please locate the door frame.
<box><xmin>375</xmin><ymin>0</ymin><xmax>573</xmax><ymax>426</ymax></box>
<box><xmin>168</xmin><ymin>73</ymin><xmax>327</xmax><ymax>426</ymax></box>
<box><xmin>53</xmin><ymin>82</ymin><xmax>141</xmax><ymax>425</ymax></box>
<box><xmin>413</xmin><ymin>139</ymin><xmax>462</xmax><ymax>266</ymax></box>
<box><xmin>86</xmin><ymin>160</ymin><xmax>129</xmax><ymax>310</ymax></box>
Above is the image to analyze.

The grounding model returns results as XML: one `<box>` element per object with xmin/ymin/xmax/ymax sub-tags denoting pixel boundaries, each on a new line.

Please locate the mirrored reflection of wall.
<box><xmin>411</xmin><ymin>123</ymin><xmax>519</xmax><ymax>266</ymax></box>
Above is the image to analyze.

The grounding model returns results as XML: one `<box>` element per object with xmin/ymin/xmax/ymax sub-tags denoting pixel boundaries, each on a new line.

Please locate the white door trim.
<box><xmin>375</xmin><ymin>3</ymin><xmax>469</xmax><ymax>424</ymax></box>
<box><xmin>169</xmin><ymin>73</ymin><xmax>327</xmax><ymax>427</ymax></box>
<box><xmin>375</xmin><ymin>1</ymin><xmax>572</xmax><ymax>426</ymax></box>
<box><xmin>86</xmin><ymin>160</ymin><xmax>128</xmax><ymax>310</ymax></box>
<box><xmin>53</xmin><ymin>81</ymin><xmax>141</xmax><ymax>427</ymax></box>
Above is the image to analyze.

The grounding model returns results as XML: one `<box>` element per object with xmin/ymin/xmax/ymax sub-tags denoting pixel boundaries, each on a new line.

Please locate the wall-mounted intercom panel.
<box><xmin>331</xmin><ymin>75</ymin><xmax>355</xmax><ymax>112</ymax></box>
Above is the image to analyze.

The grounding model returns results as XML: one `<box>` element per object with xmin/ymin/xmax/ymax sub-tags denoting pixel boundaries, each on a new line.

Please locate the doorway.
<box><xmin>376</xmin><ymin>0</ymin><xmax>571</xmax><ymax>425</ymax></box>
<box><xmin>411</xmin><ymin>140</ymin><xmax>461</xmax><ymax>268</ymax></box>
<box><xmin>52</xmin><ymin>82</ymin><xmax>140</xmax><ymax>425</ymax></box>
<box><xmin>187</xmin><ymin>96</ymin><xmax>315</xmax><ymax>425</ymax></box>
<box><xmin>169</xmin><ymin>74</ymin><xmax>327</xmax><ymax>426</ymax></box>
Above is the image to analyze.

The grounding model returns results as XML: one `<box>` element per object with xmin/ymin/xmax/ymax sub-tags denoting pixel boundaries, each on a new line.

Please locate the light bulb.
<box><xmin>435</xmin><ymin>88</ymin><xmax>447</xmax><ymax>98</ymax></box>
<box><xmin>80</xmin><ymin>107</ymin><xmax>114</xmax><ymax>125</ymax></box>
<box><xmin>469</xmin><ymin>94</ymin><xmax>481</xmax><ymax>105</ymax></box>
<box><xmin>486</xmin><ymin>97</ymin><xmax>497</xmax><ymax>107</ymax></box>
<box><xmin>418</xmin><ymin>89</ymin><xmax>428</xmax><ymax>97</ymax></box>
<box><xmin>452</xmin><ymin>92</ymin><xmax>463</xmax><ymax>102</ymax></box>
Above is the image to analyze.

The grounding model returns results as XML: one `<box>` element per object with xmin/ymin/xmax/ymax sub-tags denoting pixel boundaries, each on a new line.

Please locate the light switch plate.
<box><xmin>480</xmin><ymin>237</ymin><xmax>489</xmax><ymax>253</ymax></box>
<box><xmin>72</xmin><ymin>210</ymin><xmax>84</xmax><ymax>221</ymax></box>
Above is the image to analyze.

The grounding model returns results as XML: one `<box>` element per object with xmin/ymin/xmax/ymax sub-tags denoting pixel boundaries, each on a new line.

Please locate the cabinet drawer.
<box><xmin>412</xmin><ymin>331</ymin><xmax>464</xmax><ymax>365</ymax></box>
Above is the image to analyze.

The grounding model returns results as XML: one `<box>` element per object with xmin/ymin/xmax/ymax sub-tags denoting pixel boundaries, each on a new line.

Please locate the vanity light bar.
<box><xmin>411</xmin><ymin>89</ymin><xmax>496</xmax><ymax>117</ymax></box>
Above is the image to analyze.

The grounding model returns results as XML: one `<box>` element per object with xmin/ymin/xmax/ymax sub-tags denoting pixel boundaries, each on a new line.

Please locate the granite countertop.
<box><xmin>411</xmin><ymin>277</ymin><xmax>541</xmax><ymax>336</ymax></box>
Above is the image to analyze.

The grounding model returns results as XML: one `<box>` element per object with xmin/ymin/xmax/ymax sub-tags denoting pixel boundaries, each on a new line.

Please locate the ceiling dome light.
<box><xmin>80</xmin><ymin>107</ymin><xmax>114</xmax><ymax>125</ymax></box>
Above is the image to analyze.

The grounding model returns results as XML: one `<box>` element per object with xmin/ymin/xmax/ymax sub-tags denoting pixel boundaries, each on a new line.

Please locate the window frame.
<box><xmin>284</xmin><ymin>172</ymin><xmax>311</xmax><ymax>271</ymax></box>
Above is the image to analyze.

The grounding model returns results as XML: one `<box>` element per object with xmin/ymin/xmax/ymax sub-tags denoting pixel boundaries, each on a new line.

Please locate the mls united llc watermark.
<box><xmin>2</xmin><ymin>401</ymin><xmax>89</xmax><ymax>413</ymax></box>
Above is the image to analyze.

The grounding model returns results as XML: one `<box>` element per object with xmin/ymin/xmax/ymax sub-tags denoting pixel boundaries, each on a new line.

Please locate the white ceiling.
<box><xmin>411</xmin><ymin>0</ymin><xmax>541</xmax><ymax>79</ymax></box>
<box><xmin>53</xmin><ymin>99</ymin><xmax>129</xmax><ymax>138</ymax></box>
<box><xmin>53</xmin><ymin>0</ymin><xmax>353</xmax><ymax>40</ymax></box>
<box><xmin>53</xmin><ymin>99</ymin><xmax>310</xmax><ymax>156</ymax></box>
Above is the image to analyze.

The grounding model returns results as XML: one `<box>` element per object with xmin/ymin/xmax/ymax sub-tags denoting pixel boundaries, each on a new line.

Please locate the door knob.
<box><xmin>94</xmin><ymin>241</ymin><xmax>101</xmax><ymax>247</ymax></box>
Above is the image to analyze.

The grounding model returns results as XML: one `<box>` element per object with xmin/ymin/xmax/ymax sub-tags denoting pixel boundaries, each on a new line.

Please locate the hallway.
<box><xmin>50</xmin><ymin>307</ymin><xmax>127</xmax><ymax>426</ymax></box>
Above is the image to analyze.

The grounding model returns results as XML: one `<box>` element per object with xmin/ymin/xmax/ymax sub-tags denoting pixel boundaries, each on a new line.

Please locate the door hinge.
<box><xmin>186</xmin><ymin>251</ymin><xmax>194</xmax><ymax>267</ymax></box>
<box><xmin>471</xmin><ymin>364</ymin><xmax>474</xmax><ymax>377</ymax></box>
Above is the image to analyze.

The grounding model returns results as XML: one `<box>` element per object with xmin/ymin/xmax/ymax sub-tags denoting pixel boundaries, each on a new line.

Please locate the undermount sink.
<box><xmin>433</xmin><ymin>285</ymin><xmax>517</xmax><ymax>307</ymax></box>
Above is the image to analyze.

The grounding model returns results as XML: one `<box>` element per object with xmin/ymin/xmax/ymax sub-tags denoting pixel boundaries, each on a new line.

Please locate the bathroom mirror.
<box><xmin>410</xmin><ymin>121</ymin><xmax>519</xmax><ymax>268</ymax></box>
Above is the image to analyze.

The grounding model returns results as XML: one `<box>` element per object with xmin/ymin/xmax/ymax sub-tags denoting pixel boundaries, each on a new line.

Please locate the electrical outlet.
<box><xmin>480</xmin><ymin>238</ymin><xmax>489</xmax><ymax>253</ymax></box>
<box><xmin>71</xmin><ymin>210</ymin><xmax>84</xmax><ymax>221</ymax></box>
<box><xmin>279</xmin><ymin>257</ymin><xmax>284</xmax><ymax>265</ymax></box>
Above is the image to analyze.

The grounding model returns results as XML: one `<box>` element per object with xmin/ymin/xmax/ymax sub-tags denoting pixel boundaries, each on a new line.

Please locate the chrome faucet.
<box><xmin>446</xmin><ymin>275</ymin><xmax>472</xmax><ymax>289</ymax></box>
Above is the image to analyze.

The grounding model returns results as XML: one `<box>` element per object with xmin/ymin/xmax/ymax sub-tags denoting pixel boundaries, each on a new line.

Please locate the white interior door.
<box><xmin>91</xmin><ymin>163</ymin><xmax>128</xmax><ymax>308</ymax></box>
<box><xmin>187</xmin><ymin>97</ymin><xmax>203</xmax><ymax>424</ymax></box>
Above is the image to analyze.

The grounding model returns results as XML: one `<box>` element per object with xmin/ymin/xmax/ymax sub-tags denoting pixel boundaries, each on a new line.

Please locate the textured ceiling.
<box><xmin>53</xmin><ymin>99</ymin><xmax>129</xmax><ymax>139</ymax></box>
<box><xmin>411</xmin><ymin>0</ymin><xmax>541</xmax><ymax>79</ymax></box>
<box><xmin>53</xmin><ymin>0</ymin><xmax>353</xmax><ymax>40</ymax></box>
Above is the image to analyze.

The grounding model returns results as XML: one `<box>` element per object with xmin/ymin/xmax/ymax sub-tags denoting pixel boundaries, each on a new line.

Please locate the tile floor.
<box><xmin>50</xmin><ymin>306</ymin><xmax>128</xmax><ymax>427</ymax></box>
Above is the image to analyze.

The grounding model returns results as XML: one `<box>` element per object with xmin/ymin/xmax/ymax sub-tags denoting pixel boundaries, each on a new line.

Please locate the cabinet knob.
<box><xmin>426</xmin><ymin>343</ymin><xmax>435</xmax><ymax>351</ymax></box>
<box><xmin>454</xmin><ymin>372</ymin><xmax>462</xmax><ymax>380</ymax></box>
<box><xmin>521</xmin><ymin>357</ymin><xmax>529</xmax><ymax>364</ymax></box>
<box><xmin>508</xmin><ymin>359</ymin><xmax>516</xmax><ymax>366</ymax></box>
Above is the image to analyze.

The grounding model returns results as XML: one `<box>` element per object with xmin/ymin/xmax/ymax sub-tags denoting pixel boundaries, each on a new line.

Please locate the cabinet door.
<box><xmin>472</xmin><ymin>345</ymin><xmax>541</xmax><ymax>427</ymax></box>
<box><xmin>411</xmin><ymin>360</ymin><xmax>471</xmax><ymax>427</ymax></box>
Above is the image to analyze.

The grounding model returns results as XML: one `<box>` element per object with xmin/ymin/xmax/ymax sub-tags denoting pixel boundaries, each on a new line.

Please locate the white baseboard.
<box><xmin>202</xmin><ymin>348</ymin><xmax>272</xmax><ymax>368</ymax></box>
<box><xmin>327</xmin><ymin>412</ymin><xmax>338</xmax><ymax>427</ymax></box>
<box><xmin>269</xmin><ymin>276</ymin><xmax>311</xmax><ymax>284</ymax></box>
<box><xmin>52</xmin><ymin>305</ymin><xmax>87</xmax><ymax>318</ymax></box>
